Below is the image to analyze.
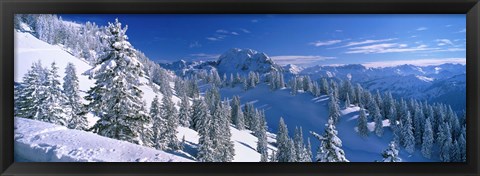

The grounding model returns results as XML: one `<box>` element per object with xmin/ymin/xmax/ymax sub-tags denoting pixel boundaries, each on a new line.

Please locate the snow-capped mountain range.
<box><xmin>162</xmin><ymin>48</ymin><xmax>465</xmax><ymax>112</ymax></box>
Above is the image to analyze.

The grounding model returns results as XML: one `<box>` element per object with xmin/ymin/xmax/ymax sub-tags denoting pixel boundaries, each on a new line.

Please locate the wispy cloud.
<box><xmin>270</xmin><ymin>55</ymin><xmax>336</xmax><ymax>66</ymax></box>
<box><xmin>346</xmin><ymin>43</ymin><xmax>434</xmax><ymax>54</ymax></box>
<box><xmin>335</xmin><ymin>30</ymin><xmax>343</xmax><ymax>32</ymax></box>
<box><xmin>331</xmin><ymin>38</ymin><xmax>397</xmax><ymax>49</ymax></box>
<box><xmin>310</xmin><ymin>40</ymin><xmax>342</xmax><ymax>47</ymax></box>
<box><xmin>436</xmin><ymin>39</ymin><xmax>454</xmax><ymax>46</ymax></box>
<box><xmin>445</xmin><ymin>25</ymin><xmax>452</xmax><ymax>27</ymax></box>
<box><xmin>416</xmin><ymin>27</ymin><xmax>428</xmax><ymax>31</ymax></box>
<box><xmin>457</xmin><ymin>28</ymin><xmax>466</xmax><ymax>33</ymax></box>
<box><xmin>190</xmin><ymin>53</ymin><xmax>221</xmax><ymax>60</ymax></box>
<box><xmin>207</xmin><ymin>29</ymin><xmax>243</xmax><ymax>41</ymax></box>
<box><xmin>189</xmin><ymin>41</ymin><xmax>202</xmax><ymax>48</ymax></box>
<box><xmin>240</xmin><ymin>28</ymin><xmax>251</xmax><ymax>33</ymax></box>
<box><xmin>362</xmin><ymin>58</ymin><xmax>465</xmax><ymax>68</ymax></box>
<box><xmin>251</xmin><ymin>19</ymin><xmax>259</xmax><ymax>23</ymax></box>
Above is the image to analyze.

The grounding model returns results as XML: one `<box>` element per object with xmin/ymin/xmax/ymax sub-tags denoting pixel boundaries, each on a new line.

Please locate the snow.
<box><xmin>416</xmin><ymin>75</ymin><xmax>434</xmax><ymax>82</ymax></box>
<box><xmin>176</xmin><ymin>125</ymin><xmax>277</xmax><ymax>162</ymax></box>
<box><xmin>15</xmin><ymin>117</ymin><xmax>193</xmax><ymax>162</ymax></box>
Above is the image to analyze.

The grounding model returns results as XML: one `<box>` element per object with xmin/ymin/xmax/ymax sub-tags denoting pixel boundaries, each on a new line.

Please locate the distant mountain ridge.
<box><xmin>162</xmin><ymin>48</ymin><xmax>465</xmax><ymax>112</ymax></box>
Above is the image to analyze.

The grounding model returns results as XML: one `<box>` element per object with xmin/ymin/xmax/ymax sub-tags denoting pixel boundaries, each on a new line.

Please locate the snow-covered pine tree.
<box><xmin>219</xmin><ymin>100</ymin><xmax>235</xmax><ymax>162</ymax></box>
<box><xmin>256</xmin><ymin>113</ymin><xmax>268</xmax><ymax>159</ymax></box>
<box><xmin>290</xmin><ymin>78</ymin><xmax>297</xmax><ymax>95</ymax></box>
<box><xmin>178</xmin><ymin>93</ymin><xmax>191</xmax><ymax>127</ymax></box>
<box><xmin>15</xmin><ymin>61</ymin><xmax>44</xmax><ymax>119</ymax></box>
<box><xmin>451</xmin><ymin>139</ymin><xmax>461</xmax><ymax>162</ymax></box>
<box><xmin>372</xmin><ymin>103</ymin><xmax>384</xmax><ymax>137</ymax></box>
<box><xmin>413</xmin><ymin>105</ymin><xmax>425</xmax><ymax>146</ymax></box>
<box><xmin>305</xmin><ymin>137</ymin><xmax>313</xmax><ymax>161</ymax></box>
<box><xmin>294</xmin><ymin>126</ymin><xmax>310</xmax><ymax>162</ymax></box>
<box><xmin>270</xmin><ymin>150</ymin><xmax>277</xmax><ymax>162</ymax></box>
<box><xmin>161</xmin><ymin>95</ymin><xmax>181</xmax><ymax>150</ymax></box>
<box><xmin>150</xmin><ymin>95</ymin><xmax>168</xmax><ymax>150</ymax></box>
<box><xmin>85</xmin><ymin>19</ymin><xmax>146</xmax><ymax>144</ymax></box>
<box><xmin>438</xmin><ymin>122</ymin><xmax>452</xmax><ymax>162</ymax></box>
<box><xmin>320</xmin><ymin>77</ymin><xmax>329</xmax><ymax>95</ymax></box>
<box><xmin>382</xmin><ymin>141</ymin><xmax>402</xmax><ymax>162</ymax></box>
<box><xmin>63</xmin><ymin>62</ymin><xmax>88</xmax><ymax>130</ymax></box>
<box><xmin>196</xmin><ymin>99</ymin><xmax>215</xmax><ymax>162</ymax></box>
<box><xmin>328</xmin><ymin>92</ymin><xmax>341</xmax><ymax>124</ymax></box>
<box><xmin>421</xmin><ymin>118</ymin><xmax>434</xmax><ymax>159</ymax></box>
<box><xmin>276</xmin><ymin>117</ymin><xmax>295</xmax><ymax>162</ymax></box>
<box><xmin>354</xmin><ymin>83</ymin><xmax>364</xmax><ymax>105</ymax></box>
<box><xmin>310</xmin><ymin>118</ymin><xmax>349</xmax><ymax>162</ymax></box>
<box><xmin>137</xmin><ymin>101</ymin><xmax>154</xmax><ymax>147</ymax></box>
<box><xmin>402</xmin><ymin>111</ymin><xmax>415</xmax><ymax>154</ymax></box>
<box><xmin>190</xmin><ymin>98</ymin><xmax>209</xmax><ymax>131</ymax></box>
<box><xmin>231</xmin><ymin>95</ymin><xmax>245</xmax><ymax>130</ymax></box>
<box><xmin>357</xmin><ymin>106</ymin><xmax>369</xmax><ymax>137</ymax></box>
<box><xmin>458</xmin><ymin>128</ymin><xmax>466</xmax><ymax>162</ymax></box>
<box><xmin>345</xmin><ymin>93</ymin><xmax>351</xmax><ymax>109</ymax></box>
<box><xmin>37</xmin><ymin>62</ymin><xmax>67</xmax><ymax>126</ymax></box>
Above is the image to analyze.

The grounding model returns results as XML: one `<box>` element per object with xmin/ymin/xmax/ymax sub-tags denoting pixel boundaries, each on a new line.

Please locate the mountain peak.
<box><xmin>216</xmin><ymin>48</ymin><xmax>281</xmax><ymax>75</ymax></box>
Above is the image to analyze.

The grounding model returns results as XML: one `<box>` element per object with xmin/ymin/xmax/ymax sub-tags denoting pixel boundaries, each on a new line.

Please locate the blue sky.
<box><xmin>60</xmin><ymin>14</ymin><xmax>466</xmax><ymax>67</ymax></box>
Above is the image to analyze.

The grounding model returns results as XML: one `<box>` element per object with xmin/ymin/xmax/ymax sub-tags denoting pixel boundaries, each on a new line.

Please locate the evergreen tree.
<box><xmin>151</xmin><ymin>96</ymin><xmax>168</xmax><ymax>150</ymax></box>
<box><xmin>413</xmin><ymin>105</ymin><xmax>425</xmax><ymax>145</ymax></box>
<box><xmin>451</xmin><ymin>139</ymin><xmax>461</xmax><ymax>162</ymax></box>
<box><xmin>311</xmin><ymin>118</ymin><xmax>349</xmax><ymax>162</ymax></box>
<box><xmin>15</xmin><ymin>61</ymin><xmax>44</xmax><ymax>119</ymax></box>
<box><xmin>196</xmin><ymin>99</ymin><xmax>215</xmax><ymax>162</ymax></box>
<box><xmin>137</xmin><ymin>101</ymin><xmax>153</xmax><ymax>147</ymax></box>
<box><xmin>382</xmin><ymin>141</ymin><xmax>402</xmax><ymax>162</ymax></box>
<box><xmin>458</xmin><ymin>129</ymin><xmax>466</xmax><ymax>162</ymax></box>
<box><xmin>162</xmin><ymin>95</ymin><xmax>181</xmax><ymax>150</ymax></box>
<box><xmin>372</xmin><ymin>103</ymin><xmax>384</xmax><ymax>137</ymax></box>
<box><xmin>260</xmin><ymin>150</ymin><xmax>269</xmax><ymax>162</ymax></box>
<box><xmin>421</xmin><ymin>118</ymin><xmax>434</xmax><ymax>159</ymax></box>
<box><xmin>178</xmin><ymin>93</ymin><xmax>191</xmax><ymax>127</ymax></box>
<box><xmin>231</xmin><ymin>96</ymin><xmax>245</xmax><ymax>130</ymax></box>
<box><xmin>438</xmin><ymin>122</ymin><xmax>452</xmax><ymax>162</ymax></box>
<box><xmin>85</xmin><ymin>19</ymin><xmax>146</xmax><ymax>144</ymax></box>
<box><xmin>63</xmin><ymin>62</ymin><xmax>88</xmax><ymax>130</ymax></box>
<box><xmin>190</xmin><ymin>98</ymin><xmax>209</xmax><ymax>131</ymax></box>
<box><xmin>306</xmin><ymin>137</ymin><xmax>313</xmax><ymax>161</ymax></box>
<box><xmin>328</xmin><ymin>92</ymin><xmax>341</xmax><ymax>124</ymax></box>
<box><xmin>276</xmin><ymin>117</ymin><xmax>295</xmax><ymax>162</ymax></box>
<box><xmin>345</xmin><ymin>93</ymin><xmax>351</xmax><ymax>109</ymax></box>
<box><xmin>402</xmin><ymin>112</ymin><xmax>415</xmax><ymax>154</ymax></box>
<box><xmin>320</xmin><ymin>78</ymin><xmax>329</xmax><ymax>95</ymax></box>
<box><xmin>290</xmin><ymin>78</ymin><xmax>297</xmax><ymax>95</ymax></box>
<box><xmin>357</xmin><ymin>107</ymin><xmax>369</xmax><ymax>137</ymax></box>
<box><xmin>257</xmin><ymin>114</ymin><xmax>268</xmax><ymax>159</ymax></box>
<box><xmin>37</xmin><ymin>62</ymin><xmax>67</xmax><ymax>125</ymax></box>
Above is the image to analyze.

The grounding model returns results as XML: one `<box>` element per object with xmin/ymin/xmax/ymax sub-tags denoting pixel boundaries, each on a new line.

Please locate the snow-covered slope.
<box><xmin>14</xmin><ymin>31</ymin><xmax>277</xmax><ymax>162</ymax></box>
<box><xmin>14</xmin><ymin>117</ymin><xmax>193</xmax><ymax>162</ymax></box>
<box><xmin>218</xmin><ymin>84</ymin><xmax>437</xmax><ymax>162</ymax></box>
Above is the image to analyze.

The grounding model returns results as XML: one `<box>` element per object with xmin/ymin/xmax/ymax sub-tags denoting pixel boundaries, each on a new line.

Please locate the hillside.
<box><xmin>14</xmin><ymin>30</ymin><xmax>277</xmax><ymax>162</ymax></box>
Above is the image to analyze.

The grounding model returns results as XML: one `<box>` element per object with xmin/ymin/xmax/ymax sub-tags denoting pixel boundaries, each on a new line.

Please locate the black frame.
<box><xmin>1</xmin><ymin>0</ymin><xmax>479</xmax><ymax>175</ymax></box>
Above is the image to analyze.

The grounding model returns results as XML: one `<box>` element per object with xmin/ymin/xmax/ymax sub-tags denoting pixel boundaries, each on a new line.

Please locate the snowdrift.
<box><xmin>14</xmin><ymin>117</ymin><xmax>194</xmax><ymax>162</ymax></box>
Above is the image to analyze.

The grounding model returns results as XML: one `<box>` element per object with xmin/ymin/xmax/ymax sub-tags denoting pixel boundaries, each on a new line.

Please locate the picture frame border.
<box><xmin>1</xmin><ymin>0</ymin><xmax>479</xmax><ymax>176</ymax></box>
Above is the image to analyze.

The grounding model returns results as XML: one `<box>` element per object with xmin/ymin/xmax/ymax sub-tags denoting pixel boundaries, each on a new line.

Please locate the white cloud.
<box><xmin>206</xmin><ymin>37</ymin><xmax>220</xmax><ymax>41</ymax></box>
<box><xmin>190</xmin><ymin>53</ymin><xmax>221</xmax><ymax>60</ymax></box>
<box><xmin>231</xmin><ymin>32</ymin><xmax>239</xmax><ymax>35</ymax></box>
<box><xmin>436</xmin><ymin>39</ymin><xmax>454</xmax><ymax>46</ymax></box>
<box><xmin>445</xmin><ymin>25</ymin><xmax>452</xmax><ymax>27</ymax></box>
<box><xmin>216</xmin><ymin>29</ymin><xmax>229</xmax><ymax>34</ymax></box>
<box><xmin>310</xmin><ymin>40</ymin><xmax>342</xmax><ymax>47</ymax></box>
<box><xmin>416</xmin><ymin>27</ymin><xmax>428</xmax><ymax>31</ymax></box>
<box><xmin>335</xmin><ymin>30</ymin><xmax>343</xmax><ymax>32</ymax></box>
<box><xmin>346</xmin><ymin>43</ymin><xmax>435</xmax><ymax>54</ymax></box>
<box><xmin>458</xmin><ymin>28</ymin><xmax>466</xmax><ymax>33</ymax></box>
<box><xmin>270</xmin><ymin>55</ymin><xmax>336</xmax><ymax>66</ymax></box>
<box><xmin>251</xmin><ymin>19</ymin><xmax>259</xmax><ymax>23</ymax></box>
<box><xmin>362</xmin><ymin>58</ymin><xmax>465</xmax><ymax>68</ymax></box>
<box><xmin>240</xmin><ymin>28</ymin><xmax>251</xmax><ymax>33</ymax></box>
<box><xmin>189</xmin><ymin>41</ymin><xmax>202</xmax><ymax>48</ymax></box>
<box><xmin>330</xmin><ymin>38</ymin><xmax>397</xmax><ymax>49</ymax></box>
